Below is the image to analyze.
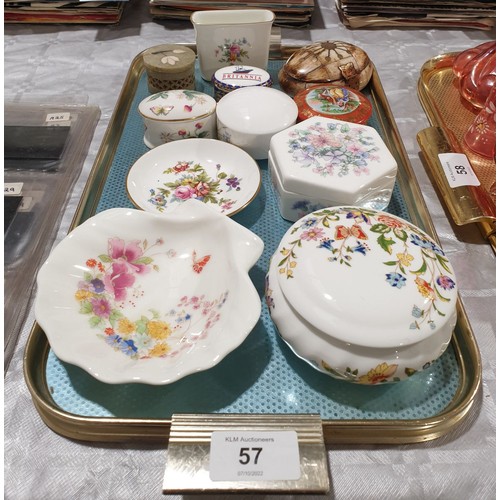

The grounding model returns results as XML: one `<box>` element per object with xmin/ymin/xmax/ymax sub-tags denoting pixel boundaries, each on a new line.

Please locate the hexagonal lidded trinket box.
<box><xmin>268</xmin><ymin>116</ymin><xmax>398</xmax><ymax>222</ymax></box>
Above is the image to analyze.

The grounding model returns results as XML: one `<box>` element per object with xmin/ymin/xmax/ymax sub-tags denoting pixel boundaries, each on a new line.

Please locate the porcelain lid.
<box><xmin>269</xmin><ymin>116</ymin><xmax>397</xmax><ymax>202</ymax></box>
<box><xmin>216</xmin><ymin>87</ymin><xmax>298</xmax><ymax>134</ymax></box>
<box><xmin>274</xmin><ymin>206</ymin><xmax>458</xmax><ymax>348</ymax></box>
<box><xmin>212</xmin><ymin>65</ymin><xmax>272</xmax><ymax>90</ymax></box>
<box><xmin>294</xmin><ymin>84</ymin><xmax>372</xmax><ymax>124</ymax></box>
<box><xmin>138</xmin><ymin>90</ymin><xmax>216</xmax><ymax>121</ymax></box>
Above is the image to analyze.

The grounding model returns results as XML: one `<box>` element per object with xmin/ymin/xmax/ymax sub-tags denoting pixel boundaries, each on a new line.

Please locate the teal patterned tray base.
<box><xmin>45</xmin><ymin>61</ymin><xmax>460</xmax><ymax>422</ymax></box>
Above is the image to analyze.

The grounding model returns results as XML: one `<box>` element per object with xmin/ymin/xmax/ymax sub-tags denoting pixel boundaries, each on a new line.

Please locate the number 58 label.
<box><xmin>438</xmin><ymin>153</ymin><xmax>480</xmax><ymax>188</ymax></box>
<box><xmin>209</xmin><ymin>430</ymin><xmax>301</xmax><ymax>481</ymax></box>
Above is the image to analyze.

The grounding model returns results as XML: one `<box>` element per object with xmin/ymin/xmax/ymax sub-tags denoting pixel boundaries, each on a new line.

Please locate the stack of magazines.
<box><xmin>149</xmin><ymin>0</ymin><xmax>315</xmax><ymax>28</ymax></box>
<box><xmin>335</xmin><ymin>0</ymin><xmax>495</xmax><ymax>30</ymax></box>
<box><xmin>4</xmin><ymin>0</ymin><xmax>127</xmax><ymax>23</ymax></box>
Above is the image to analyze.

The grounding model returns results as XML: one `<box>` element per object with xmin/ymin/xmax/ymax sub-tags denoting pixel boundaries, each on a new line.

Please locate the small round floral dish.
<box><xmin>35</xmin><ymin>201</ymin><xmax>264</xmax><ymax>385</ymax></box>
<box><xmin>138</xmin><ymin>89</ymin><xmax>217</xmax><ymax>149</ymax></box>
<box><xmin>126</xmin><ymin>139</ymin><xmax>261</xmax><ymax>216</ymax></box>
<box><xmin>265</xmin><ymin>206</ymin><xmax>458</xmax><ymax>384</ymax></box>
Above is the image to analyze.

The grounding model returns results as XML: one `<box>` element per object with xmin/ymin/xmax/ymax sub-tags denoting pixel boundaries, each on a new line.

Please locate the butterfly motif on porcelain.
<box><xmin>192</xmin><ymin>250</ymin><xmax>211</xmax><ymax>274</ymax></box>
<box><xmin>334</xmin><ymin>224</ymin><xmax>368</xmax><ymax>240</ymax></box>
<box><xmin>150</xmin><ymin>105</ymin><xmax>174</xmax><ymax>116</ymax></box>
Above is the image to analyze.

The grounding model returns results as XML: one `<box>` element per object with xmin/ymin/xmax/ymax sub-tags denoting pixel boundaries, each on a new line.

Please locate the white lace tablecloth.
<box><xmin>4</xmin><ymin>2</ymin><xmax>496</xmax><ymax>498</ymax></box>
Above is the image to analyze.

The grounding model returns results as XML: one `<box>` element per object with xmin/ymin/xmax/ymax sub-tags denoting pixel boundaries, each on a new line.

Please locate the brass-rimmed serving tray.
<box><xmin>417</xmin><ymin>51</ymin><xmax>496</xmax><ymax>251</ymax></box>
<box><xmin>24</xmin><ymin>46</ymin><xmax>482</xmax><ymax>444</ymax></box>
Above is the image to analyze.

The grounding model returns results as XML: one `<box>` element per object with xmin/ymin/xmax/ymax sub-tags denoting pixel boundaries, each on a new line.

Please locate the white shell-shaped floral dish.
<box><xmin>126</xmin><ymin>139</ymin><xmax>261</xmax><ymax>216</ymax></box>
<box><xmin>35</xmin><ymin>200</ymin><xmax>264</xmax><ymax>385</ymax></box>
<box><xmin>274</xmin><ymin>207</ymin><xmax>458</xmax><ymax>349</ymax></box>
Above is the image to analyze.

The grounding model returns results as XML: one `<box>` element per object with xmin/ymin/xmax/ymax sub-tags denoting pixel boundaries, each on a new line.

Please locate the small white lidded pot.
<box><xmin>212</xmin><ymin>65</ymin><xmax>272</xmax><ymax>102</ymax></box>
<box><xmin>268</xmin><ymin>116</ymin><xmax>397</xmax><ymax>221</ymax></box>
<box><xmin>138</xmin><ymin>89</ymin><xmax>217</xmax><ymax>149</ymax></box>
<box><xmin>266</xmin><ymin>206</ymin><xmax>458</xmax><ymax>385</ymax></box>
<box><xmin>216</xmin><ymin>86</ymin><xmax>298</xmax><ymax>160</ymax></box>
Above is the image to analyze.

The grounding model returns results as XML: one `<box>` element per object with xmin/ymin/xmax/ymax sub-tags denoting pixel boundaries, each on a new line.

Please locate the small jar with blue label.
<box><xmin>212</xmin><ymin>65</ymin><xmax>273</xmax><ymax>102</ymax></box>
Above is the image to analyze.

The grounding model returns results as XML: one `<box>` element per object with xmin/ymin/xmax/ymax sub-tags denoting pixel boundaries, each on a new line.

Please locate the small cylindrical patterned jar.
<box><xmin>294</xmin><ymin>84</ymin><xmax>372</xmax><ymax>124</ymax></box>
<box><xmin>212</xmin><ymin>65</ymin><xmax>273</xmax><ymax>101</ymax></box>
<box><xmin>143</xmin><ymin>44</ymin><xmax>196</xmax><ymax>93</ymax></box>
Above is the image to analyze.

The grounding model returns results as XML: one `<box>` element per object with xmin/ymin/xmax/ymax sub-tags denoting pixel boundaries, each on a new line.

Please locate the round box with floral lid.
<box><xmin>138</xmin><ymin>89</ymin><xmax>217</xmax><ymax>149</ymax></box>
<box><xmin>265</xmin><ymin>206</ymin><xmax>458</xmax><ymax>384</ymax></box>
<box><xmin>212</xmin><ymin>65</ymin><xmax>273</xmax><ymax>101</ymax></box>
<box><xmin>294</xmin><ymin>84</ymin><xmax>372</xmax><ymax>124</ymax></box>
<box><xmin>142</xmin><ymin>44</ymin><xmax>196</xmax><ymax>93</ymax></box>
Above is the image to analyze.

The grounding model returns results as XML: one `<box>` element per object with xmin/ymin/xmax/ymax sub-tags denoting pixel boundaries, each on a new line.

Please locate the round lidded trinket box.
<box><xmin>294</xmin><ymin>84</ymin><xmax>372</xmax><ymax>124</ymax></box>
<box><xmin>216</xmin><ymin>86</ymin><xmax>298</xmax><ymax>160</ymax></box>
<box><xmin>143</xmin><ymin>44</ymin><xmax>196</xmax><ymax>93</ymax></box>
<box><xmin>212</xmin><ymin>65</ymin><xmax>273</xmax><ymax>101</ymax></box>
<box><xmin>268</xmin><ymin>116</ymin><xmax>397</xmax><ymax>222</ymax></box>
<box><xmin>279</xmin><ymin>40</ymin><xmax>374</xmax><ymax>97</ymax></box>
<box><xmin>266</xmin><ymin>206</ymin><xmax>458</xmax><ymax>384</ymax></box>
<box><xmin>138</xmin><ymin>89</ymin><xmax>216</xmax><ymax>149</ymax></box>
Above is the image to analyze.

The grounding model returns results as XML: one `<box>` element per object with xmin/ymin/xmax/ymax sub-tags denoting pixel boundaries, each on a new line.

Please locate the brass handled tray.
<box><xmin>24</xmin><ymin>46</ymin><xmax>482</xmax><ymax>445</ymax></box>
<box><xmin>417</xmin><ymin>52</ymin><xmax>496</xmax><ymax>252</ymax></box>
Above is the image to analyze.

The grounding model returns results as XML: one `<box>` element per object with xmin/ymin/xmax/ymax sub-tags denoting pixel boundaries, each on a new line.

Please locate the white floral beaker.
<box><xmin>191</xmin><ymin>9</ymin><xmax>275</xmax><ymax>81</ymax></box>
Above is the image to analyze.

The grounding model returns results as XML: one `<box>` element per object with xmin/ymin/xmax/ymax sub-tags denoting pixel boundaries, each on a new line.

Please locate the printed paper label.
<box><xmin>4</xmin><ymin>182</ymin><xmax>23</xmax><ymax>195</ymax></box>
<box><xmin>438</xmin><ymin>153</ymin><xmax>480</xmax><ymax>188</ymax></box>
<box><xmin>209</xmin><ymin>430</ymin><xmax>301</xmax><ymax>481</ymax></box>
<box><xmin>45</xmin><ymin>112</ymin><xmax>71</xmax><ymax>124</ymax></box>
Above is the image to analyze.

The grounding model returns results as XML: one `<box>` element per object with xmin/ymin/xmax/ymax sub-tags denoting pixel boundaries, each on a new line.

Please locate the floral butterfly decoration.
<box><xmin>277</xmin><ymin>208</ymin><xmax>456</xmax><ymax>332</ymax></box>
<box><xmin>334</xmin><ymin>224</ymin><xmax>368</xmax><ymax>240</ymax></box>
<box><xmin>192</xmin><ymin>250</ymin><xmax>211</xmax><ymax>274</ymax></box>
<box><xmin>150</xmin><ymin>105</ymin><xmax>174</xmax><ymax>116</ymax></box>
<box><xmin>317</xmin><ymin>223</ymin><xmax>370</xmax><ymax>261</ymax></box>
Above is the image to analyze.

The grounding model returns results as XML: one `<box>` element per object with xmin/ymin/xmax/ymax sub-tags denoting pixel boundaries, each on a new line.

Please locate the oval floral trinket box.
<box><xmin>138</xmin><ymin>89</ymin><xmax>217</xmax><ymax>148</ymax></box>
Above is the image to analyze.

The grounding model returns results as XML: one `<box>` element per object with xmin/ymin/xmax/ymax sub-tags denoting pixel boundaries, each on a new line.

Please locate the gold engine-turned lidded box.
<box><xmin>143</xmin><ymin>44</ymin><xmax>196</xmax><ymax>93</ymax></box>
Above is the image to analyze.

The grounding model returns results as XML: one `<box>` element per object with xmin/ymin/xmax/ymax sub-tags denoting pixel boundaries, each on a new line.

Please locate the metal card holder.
<box><xmin>417</xmin><ymin>52</ymin><xmax>496</xmax><ymax>252</ymax></box>
<box><xmin>417</xmin><ymin>126</ymin><xmax>496</xmax><ymax>244</ymax></box>
<box><xmin>163</xmin><ymin>413</ymin><xmax>329</xmax><ymax>494</ymax></box>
